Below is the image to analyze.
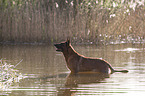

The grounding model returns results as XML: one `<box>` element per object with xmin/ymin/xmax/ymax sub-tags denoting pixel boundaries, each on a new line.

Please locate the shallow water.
<box><xmin>0</xmin><ymin>43</ymin><xmax>145</xmax><ymax>96</ymax></box>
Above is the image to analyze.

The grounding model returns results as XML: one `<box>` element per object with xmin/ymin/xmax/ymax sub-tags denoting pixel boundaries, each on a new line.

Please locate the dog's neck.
<box><xmin>62</xmin><ymin>45</ymin><xmax>79</xmax><ymax>62</ymax></box>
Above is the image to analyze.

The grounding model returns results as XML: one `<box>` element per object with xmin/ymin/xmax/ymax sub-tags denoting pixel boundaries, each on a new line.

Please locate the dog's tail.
<box><xmin>107</xmin><ymin>64</ymin><xmax>128</xmax><ymax>74</ymax></box>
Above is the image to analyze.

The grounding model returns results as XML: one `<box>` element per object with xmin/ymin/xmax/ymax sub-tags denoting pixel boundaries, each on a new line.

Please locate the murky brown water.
<box><xmin>0</xmin><ymin>43</ymin><xmax>145</xmax><ymax>96</ymax></box>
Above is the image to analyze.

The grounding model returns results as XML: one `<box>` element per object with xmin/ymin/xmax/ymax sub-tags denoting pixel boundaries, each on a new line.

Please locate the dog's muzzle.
<box><xmin>54</xmin><ymin>44</ymin><xmax>62</xmax><ymax>52</ymax></box>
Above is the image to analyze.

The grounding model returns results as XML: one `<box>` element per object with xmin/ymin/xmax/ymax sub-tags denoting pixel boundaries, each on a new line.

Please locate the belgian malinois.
<box><xmin>54</xmin><ymin>39</ymin><xmax>128</xmax><ymax>74</ymax></box>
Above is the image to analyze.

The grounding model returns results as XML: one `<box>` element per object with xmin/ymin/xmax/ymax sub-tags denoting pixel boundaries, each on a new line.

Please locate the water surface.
<box><xmin>0</xmin><ymin>43</ymin><xmax>145</xmax><ymax>96</ymax></box>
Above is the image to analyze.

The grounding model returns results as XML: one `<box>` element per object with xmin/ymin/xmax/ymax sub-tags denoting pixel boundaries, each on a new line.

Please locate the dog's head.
<box><xmin>54</xmin><ymin>39</ymin><xmax>70</xmax><ymax>52</ymax></box>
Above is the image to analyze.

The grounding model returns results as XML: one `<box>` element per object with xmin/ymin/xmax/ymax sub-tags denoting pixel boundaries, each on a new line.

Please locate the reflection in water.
<box><xmin>114</xmin><ymin>48</ymin><xmax>142</xmax><ymax>52</ymax></box>
<box><xmin>0</xmin><ymin>44</ymin><xmax>145</xmax><ymax>95</ymax></box>
<box><xmin>57</xmin><ymin>73</ymin><xmax>109</xmax><ymax>96</ymax></box>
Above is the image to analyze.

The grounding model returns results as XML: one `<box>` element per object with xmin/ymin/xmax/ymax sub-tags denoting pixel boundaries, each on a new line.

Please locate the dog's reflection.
<box><xmin>57</xmin><ymin>72</ymin><xmax>109</xmax><ymax>96</ymax></box>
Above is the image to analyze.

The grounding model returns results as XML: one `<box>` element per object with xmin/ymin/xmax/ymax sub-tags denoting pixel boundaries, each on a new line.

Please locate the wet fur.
<box><xmin>54</xmin><ymin>39</ymin><xmax>128</xmax><ymax>74</ymax></box>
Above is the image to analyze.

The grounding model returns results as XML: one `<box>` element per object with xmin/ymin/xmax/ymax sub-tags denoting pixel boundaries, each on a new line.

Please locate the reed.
<box><xmin>0</xmin><ymin>59</ymin><xmax>23</xmax><ymax>90</ymax></box>
<box><xmin>0</xmin><ymin>0</ymin><xmax>145</xmax><ymax>44</ymax></box>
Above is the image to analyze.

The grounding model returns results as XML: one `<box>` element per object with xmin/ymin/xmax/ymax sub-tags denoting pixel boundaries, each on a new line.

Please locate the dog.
<box><xmin>54</xmin><ymin>39</ymin><xmax>128</xmax><ymax>74</ymax></box>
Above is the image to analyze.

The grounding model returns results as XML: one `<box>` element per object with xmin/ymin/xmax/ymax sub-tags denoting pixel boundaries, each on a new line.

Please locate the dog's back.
<box><xmin>54</xmin><ymin>39</ymin><xmax>128</xmax><ymax>74</ymax></box>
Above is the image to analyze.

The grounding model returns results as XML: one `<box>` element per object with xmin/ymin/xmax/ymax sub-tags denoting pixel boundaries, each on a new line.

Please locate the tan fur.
<box><xmin>54</xmin><ymin>39</ymin><xmax>128</xmax><ymax>74</ymax></box>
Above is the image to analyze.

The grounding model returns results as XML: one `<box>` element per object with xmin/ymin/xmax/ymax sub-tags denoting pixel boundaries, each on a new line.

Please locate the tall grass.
<box><xmin>0</xmin><ymin>0</ymin><xmax>145</xmax><ymax>44</ymax></box>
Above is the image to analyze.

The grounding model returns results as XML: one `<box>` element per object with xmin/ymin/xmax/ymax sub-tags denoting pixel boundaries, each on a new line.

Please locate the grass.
<box><xmin>0</xmin><ymin>59</ymin><xmax>23</xmax><ymax>90</ymax></box>
<box><xmin>0</xmin><ymin>0</ymin><xmax>145</xmax><ymax>45</ymax></box>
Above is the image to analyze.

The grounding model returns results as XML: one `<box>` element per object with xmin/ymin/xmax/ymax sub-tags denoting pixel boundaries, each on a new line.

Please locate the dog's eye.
<box><xmin>61</xmin><ymin>43</ymin><xmax>65</xmax><ymax>45</ymax></box>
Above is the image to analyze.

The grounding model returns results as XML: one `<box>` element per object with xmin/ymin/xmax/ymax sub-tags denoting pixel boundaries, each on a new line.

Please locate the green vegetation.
<box><xmin>0</xmin><ymin>0</ymin><xmax>145</xmax><ymax>44</ymax></box>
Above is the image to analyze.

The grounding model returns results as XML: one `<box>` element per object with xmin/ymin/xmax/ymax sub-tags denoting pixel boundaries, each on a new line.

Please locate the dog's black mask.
<box><xmin>54</xmin><ymin>39</ymin><xmax>70</xmax><ymax>52</ymax></box>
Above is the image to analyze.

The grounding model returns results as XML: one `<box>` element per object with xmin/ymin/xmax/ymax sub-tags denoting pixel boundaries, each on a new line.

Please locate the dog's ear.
<box><xmin>66</xmin><ymin>38</ymin><xmax>70</xmax><ymax>45</ymax></box>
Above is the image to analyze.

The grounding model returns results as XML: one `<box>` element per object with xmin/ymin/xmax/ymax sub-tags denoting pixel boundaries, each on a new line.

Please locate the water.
<box><xmin>0</xmin><ymin>43</ymin><xmax>145</xmax><ymax>96</ymax></box>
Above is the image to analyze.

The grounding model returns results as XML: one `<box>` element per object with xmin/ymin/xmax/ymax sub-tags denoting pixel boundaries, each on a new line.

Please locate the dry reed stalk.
<box><xmin>0</xmin><ymin>0</ymin><xmax>145</xmax><ymax>44</ymax></box>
